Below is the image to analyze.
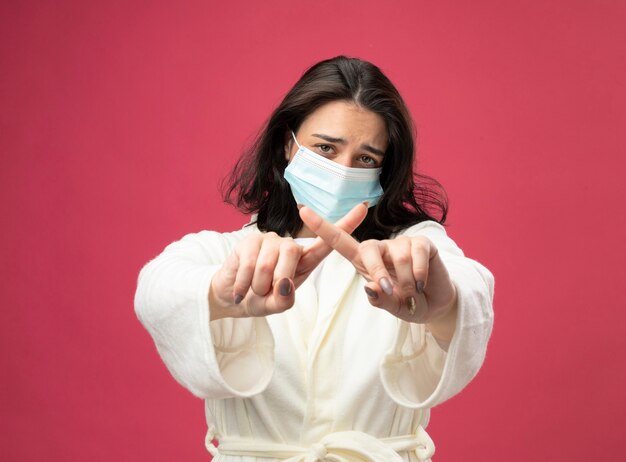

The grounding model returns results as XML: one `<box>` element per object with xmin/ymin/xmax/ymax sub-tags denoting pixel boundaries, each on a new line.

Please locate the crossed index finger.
<box><xmin>299</xmin><ymin>206</ymin><xmax>361</xmax><ymax>261</ymax></box>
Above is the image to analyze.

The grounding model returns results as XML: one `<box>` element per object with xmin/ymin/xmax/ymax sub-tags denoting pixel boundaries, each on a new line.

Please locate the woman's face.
<box><xmin>285</xmin><ymin>100</ymin><xmax>388</xmax><ymax>169</ymax></box>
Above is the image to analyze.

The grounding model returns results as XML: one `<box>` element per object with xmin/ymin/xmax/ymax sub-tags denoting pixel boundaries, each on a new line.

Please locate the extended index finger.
<box><xmin>301</xmin><ymin>202</ymin><xmax>367</xmax><ymax>258</ymax></box>
<box><xmin>294</xmin><ymin>204</ymin><xmax>367</xmax><ymax>285</ymax></box>
<box><xmin>299</xmin><ymin>206</ymin><xmax>361</xmax><ymax>261</ymax></box>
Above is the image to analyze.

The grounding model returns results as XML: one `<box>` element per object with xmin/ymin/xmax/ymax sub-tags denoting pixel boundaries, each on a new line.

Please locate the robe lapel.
<box><xmin>317</xmin><ymin>250</ymin><xmax>357</xmax><ymax>310</ymax></box>
<box><xmin>307</xmin><ymin>251</ymin><xmax>357</xmax><ymax>364</ymax></box>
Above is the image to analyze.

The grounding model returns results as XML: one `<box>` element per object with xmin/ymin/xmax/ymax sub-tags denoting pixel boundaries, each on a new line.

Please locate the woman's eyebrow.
<box><xmin>311</xmin><ymin>133</ymin><xmax>385</xmax><ymax>157</ymax></box>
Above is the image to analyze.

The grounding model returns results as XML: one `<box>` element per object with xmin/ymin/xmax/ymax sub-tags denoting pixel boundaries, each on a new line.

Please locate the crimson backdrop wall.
<box><xmin>2</xmin><ymin>1</ymin><xmax>625</xmax><ymax>461</ymax></box>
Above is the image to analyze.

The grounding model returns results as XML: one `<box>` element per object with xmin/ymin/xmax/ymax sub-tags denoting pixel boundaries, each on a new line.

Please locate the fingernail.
<box><xmin>362</xmin><ymin>201</ymin><xmax>369</xmax><ymax>208</ymax></box>
<box><xmin>279</xmin><ymin>278</ymin><xmax>292</xmax><ymax>296</ymax></box>
<box><xmin>364</xmin><ymin>287</ymin><xmax>378</xmax><ymax>299</ymax></box>
<box><xmin>380</xmin><ymin>277</ymin><xmax>393</xmax><ymax>295</ymax></box>
<box><xmin>416</xmin><ymin>280</ymin><xmax>425</xmax><ymax>294</ymax></box>
<box><xmin>234</xmin><ymin>294</ymin><xmax>244</xmax><ymax>305</ymax></box>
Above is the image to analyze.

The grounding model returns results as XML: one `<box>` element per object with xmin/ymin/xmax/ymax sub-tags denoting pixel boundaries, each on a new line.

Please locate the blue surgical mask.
<box><xmin>283</xmin><ymin>131</ymin><xmax>384</xmax><ymax>223</ymax></box>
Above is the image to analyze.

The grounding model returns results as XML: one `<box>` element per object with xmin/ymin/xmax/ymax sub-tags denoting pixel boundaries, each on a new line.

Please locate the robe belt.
<box><xmin>205</xmin><ymin>426</ymin><xmax>435</xmax><ymax>461</ymax></box>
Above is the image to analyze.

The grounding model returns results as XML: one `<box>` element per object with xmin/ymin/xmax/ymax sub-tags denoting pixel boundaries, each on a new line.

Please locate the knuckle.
<box><xmin>412</xmin><ymin>243</ymin><xmax>428</xmax><ymax>256</ymax></box>
<box><xmin>233</xmin><ymin>240</ymin><xmax>247</xmax><ymax>253</ymax></box>
<box><xmin>361</xmin><ymin>239</ymin><xmax>378</xmax><ymax>250</ymax></box>
<box><xmin>239</xmin><ymin>259</ymin><xmax>256</xmax><ymax>274</ymax></box>
<box><xmin>256</xmin><ymin>261</ymin><xmax>275</xmax><ymax>274</ymax></box>
<box><xmin>389</xmin><ymin>236</ymin><xmax>408</xmax><ymax>250</ymax></box>
<box><xmin>280</xmin><ymin>241</ymin><xmax>302</xmax><ymax>257</ymax></box>
<box><xmin>370</xmin><ymin>263</ymin><xmax>387</xmax><ymax>277</ymax></box>
<box><xmin>394</xmin><ymin>253</ymin><xmax>412</xmax><ymax>266</ymax></box>
<box><xmin>251</xmin><ymin>286</ymin><xmax>270</xmax><ymax>298</ymax></box>
<box><xmin>243</xmin><ymin>233</ymin><xmax>263</xmax><ymax>246</ymax></box>
<box><xmin>411</xmin><ymin>236</ymin><xmax>430</xmax><ymax>250</ymax></box>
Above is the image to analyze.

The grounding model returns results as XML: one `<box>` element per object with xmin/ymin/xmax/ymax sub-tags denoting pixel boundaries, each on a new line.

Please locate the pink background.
<box><xmin>2</xmin><ymin>1</ymin><xmax>625</xmax><ymax>460</ymax></box>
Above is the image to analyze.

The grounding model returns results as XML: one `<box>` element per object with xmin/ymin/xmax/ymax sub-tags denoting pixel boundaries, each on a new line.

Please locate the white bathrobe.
<box><xmin>134</xmin><ymin>220</ymin><xmax>494</xmax><ymax>461</ymax></box>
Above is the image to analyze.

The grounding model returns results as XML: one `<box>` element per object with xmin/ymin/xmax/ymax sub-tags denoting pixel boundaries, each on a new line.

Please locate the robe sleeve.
<box><xmin>379</xmin><ymin>221</ymin><xmax>494</xmax><ymax>409</ymax></box>
<box><xmin>134</xmin><ymin>227</ymin><xmax>275</xmax><ymax>400</ymax></box>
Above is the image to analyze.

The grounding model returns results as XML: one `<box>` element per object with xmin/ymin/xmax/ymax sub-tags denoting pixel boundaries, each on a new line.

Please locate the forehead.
<box><xmin>298</xmin><ymin>101</ymin><xmax>388</xmax><ymax>149</ymax></box>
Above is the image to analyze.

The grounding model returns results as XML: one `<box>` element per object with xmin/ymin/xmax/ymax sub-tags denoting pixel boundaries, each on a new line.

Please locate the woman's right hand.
<box><xmin>209</xmin><ymin>203</ymin><xmax>368</xmax><ymax>320</ymax></box>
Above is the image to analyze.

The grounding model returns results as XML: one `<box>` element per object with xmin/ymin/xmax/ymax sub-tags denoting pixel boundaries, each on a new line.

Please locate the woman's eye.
<box><xmin>359</xmin><ymin>155</ymin><xmax>377</xmax><ymax>166</ymax></box>
<box><xmin>316</xmin><ymin>144</ymin><xmax>332</xmax><ymax>154</ymax></box>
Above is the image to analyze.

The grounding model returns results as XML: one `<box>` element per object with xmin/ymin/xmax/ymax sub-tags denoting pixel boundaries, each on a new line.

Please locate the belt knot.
<box><xmin>309</xmin><ymin>442</ymin><xmax>327</xmax><ymax>461</ymax></box>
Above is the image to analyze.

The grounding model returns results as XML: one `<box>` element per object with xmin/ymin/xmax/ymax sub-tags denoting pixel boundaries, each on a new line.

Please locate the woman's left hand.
<box><xmin>299</xmin><ymin>207</ymin><xmax>458</xmax><ymax>327</ymax></box>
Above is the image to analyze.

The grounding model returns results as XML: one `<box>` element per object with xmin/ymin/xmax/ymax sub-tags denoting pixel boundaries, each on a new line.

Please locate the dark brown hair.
<box><xmin>222</xmin><ymin>56</ymin><xmax>447</xmax><ymax>240</ymax></box>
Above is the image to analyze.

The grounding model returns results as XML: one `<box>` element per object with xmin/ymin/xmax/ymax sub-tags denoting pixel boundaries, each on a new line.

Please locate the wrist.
<box><xmin>425</xmin><ymin>283</ymin><xmax>458</xmax><ymax>343</ymax></box>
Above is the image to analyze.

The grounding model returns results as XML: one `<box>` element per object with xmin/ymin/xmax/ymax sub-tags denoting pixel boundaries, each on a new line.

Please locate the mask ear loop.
<box><xmin>290</xmin><ymin>131</ymin><xmax>302</xmax><ymax>149</ymax></box>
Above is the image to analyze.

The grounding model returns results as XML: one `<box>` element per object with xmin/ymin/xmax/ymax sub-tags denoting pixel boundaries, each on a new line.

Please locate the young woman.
<box><xmin>135</xmin><ymin>56</ymin><xmax>494</xmax><ymax>461</ymax></box>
